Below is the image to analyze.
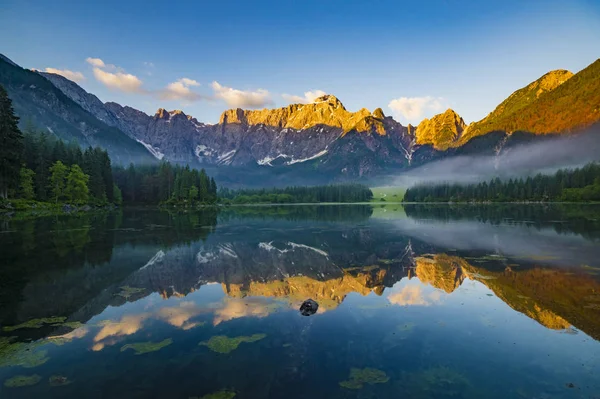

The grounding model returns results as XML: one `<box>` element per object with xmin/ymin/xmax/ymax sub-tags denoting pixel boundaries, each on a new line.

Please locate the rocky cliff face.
<box><xmin>416</xmin><ymin>109</ymin><xmax>467</xmax><ymax>150</ymax></box>
<box><xmin>0</xmin><ymin>56</ymin><xmax>154</xmax><ymax>164</ymax></box>
<box><xmin>32</xmin><ymin>54</ymin><xmax>600</xmax><ymax>182</ymax></box>
<box><xmin>39</xmin><ymin>79</ymin><xmax>420</xmax><ymax>177</ymax></box>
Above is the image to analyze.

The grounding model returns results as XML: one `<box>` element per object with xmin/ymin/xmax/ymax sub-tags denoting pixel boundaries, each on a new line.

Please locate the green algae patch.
<box><xmin>3</xmin><ymin>317</ymin><xmax>67</xmax><ymax>331</ymax></box>
<box><xmin>115</xmin><ymin>286</ymin><xmax>145</xmax><ymax>299</ymax></box>
<box><xmin>49</xmin><ymin>375</ymin><xmax>72</xmax><ymax>386</ymax></box>
<box><xmin>60</xmin><ymin>321</ymin><xmax>85</xmax><ymax>329</ymax></box>
<box><xmin>404</xmin><ymin>366</ymin><xmax>471</xmax><ymax>397</ymax></box>
<box><xmin>190</xmin><ymin>390</ymin><xmax>237</xmax><ymax>399</ymax></box>
<box><xmin>0</xmin><ymin>337</ymin><xmax>49</xmax><ymax>368</ymax></box>
<box><xmin>339</xmin><ymin>367</ymin><xmax>389</xmax><ymax>390</ymax></box>
<box><xmin>200</xmin><ymin>334</ymin><xmax>266</xmax><ymax>354</ymax></box>
<box><xmin>4</xmin><ymin>374</ymin><xmax>42</xmax><ymax>388</ymax></box>
<box><xmin>120</xmin><ymin>338</ymin><xmax>173</xmax><ymax>355</ymax></box>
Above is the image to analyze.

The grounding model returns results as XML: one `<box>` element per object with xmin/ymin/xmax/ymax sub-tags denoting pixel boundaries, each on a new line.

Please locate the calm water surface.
<box><xmin>1</xmin><ymin>204</ymin><xmax>600</xmax><ymax>398</ymax></box>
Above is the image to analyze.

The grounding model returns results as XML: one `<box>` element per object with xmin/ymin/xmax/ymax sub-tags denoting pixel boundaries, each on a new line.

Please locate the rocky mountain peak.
<box><xmin>529</xmin><ymin>69</ymin><xmax>573</xmax><ymax>97</ymax></box>
<box><xmin>457</xmin><ymin>68</ymin><xmax>577</xmax><ymax>145</ymax></box>
<box><xmin>218</xmin><ymin>94</ymin><xmax>386</xmax><ymax>135</ymax></box>
<box><xmin>372</xmin><ymin>108</ymin><xmax>385</xmax><ymax>119</ymax></box>
<box><xmin>155</xmin><ymin>108</ymin><xmax>169</xmax><ymax>119</ymax></box>
<box><xmin>313</xmin><ymin>94</ymin><xmax>345</xmax><ymax>109</ymax></box>
<box><xmin>0</xmin><ymin>53</ymin><xmax>18</xmax><ymax>67</ymax></box>
<box><xmin>415</xmin><ymin>108</ymin><xmax>467</xmax><ymax>150</ymax></box>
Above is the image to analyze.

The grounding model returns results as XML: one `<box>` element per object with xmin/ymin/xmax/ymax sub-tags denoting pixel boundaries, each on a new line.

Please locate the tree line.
<box><xmin>403</xmin><ymin>162</ymin><xmax>600</xmax><ymax>202</ymax></box>
<box><xmin>112</xmin><ymin>163</ymin><xmax>217</xmax><ymax>204</ymax></box>
<box><xmin>218</xmin><ymin>184</ymin><xmax>373</xmax><ymax>204</ymax></box>
<box><xmin>0</xmin><ymin>85</ymin><xmax>112</xmax><ymax>204</ymax></box>
<box><xmin>0</xmin><ymin>84</ymin><xmax>218</xmax><ymax>206</ymax></box>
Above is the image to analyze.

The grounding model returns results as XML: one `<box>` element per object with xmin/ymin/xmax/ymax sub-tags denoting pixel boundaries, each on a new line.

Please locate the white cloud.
<box><xmin>178</xmin><ymin>78</ymin><xmax>199</xmax><ymax>86</ymax></box>
<box><xmin>387</xmin><ymin>283</ymin><xmax>443</xmax><ymax>306</ymax></box>
<box><xmin>160</xmin><ymin>78</ymin><xmax>202</xmax><ymax>101</ymax></box>
<box><xmin>388</xmin><ymin>96</ymin><xmax>446</xmax><ymax>123</ymax></box>
<box><xmin>86</xmin><ymin>57</ymin><xmax>144</xmax><ymax>93</ymax></box>
<box><xmin>143</xmin><ymin>61</ymin><xmax>155</xmax><ymax>68</ymax></box>
<box><xmin>282</xmin><ymin>89</ymin><xmax>327</xmax><ymax>104</ymax></box>
<box><xmin>86</xmin><ymin>57</ymin><xmax>107</xmax><ymax>68</ymax></box>
<box><xmin>211</xmin><ymin>81</ymin><xmax>272</xmax><ymax>109</ymax></box>
<box><xmin>92</xmin><ymin>67</ymin><xmax>144</xmax><ymax>93</ymax></box>
<box><xmin>44</xmin><ymin>67</ymin><xmax>85</xmax><ymax>83</ymax></box>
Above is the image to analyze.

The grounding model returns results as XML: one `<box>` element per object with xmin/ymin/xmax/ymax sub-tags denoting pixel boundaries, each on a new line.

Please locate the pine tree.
<box><xmin>189</xmin><ymin>185</ymin><xmax>199</xmax><ymax>203</ymax></box>
<box><xmin>19</xmin><ymin>167</ymin><xmax>36</xmax><ymax>200</ymax></box>
<box><xmin>0</xmin><ymin>85</ymin><xmax>24</xmax><ymax>198</ymax></box>
<box><xmin>34</xmin><ymin>133</ymin><xmax>50</xmax><ymax>200</ymax></box>
<box><xmin>113</xmin><ymin>183</ymin><xmax>123</xmax><ymax>205</ymax></box>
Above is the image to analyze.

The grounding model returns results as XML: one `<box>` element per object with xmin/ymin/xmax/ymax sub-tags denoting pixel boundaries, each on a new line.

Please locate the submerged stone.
<box><xmin>4</xmin><ymin>374</ymin><xmax>42</xmax><ymax>388</ymax></box>
<box><xmin>339</xmin><ymin>367</ymin><xmax>390</xmax><ymax>389</ymax></box>
<box><xmin>200</xmin><ymin>334</ymin><xmax>266</xmax><ymax>354</ymax></box>
<box><xmin>120</xmin><ymin>338</ymin><xmax>173</xmax><ymax>355</ymax></box>
<box><xmin>299</xmin><ymin>299</ymin><xmax>319</xmax><ymax>316</ymax></box>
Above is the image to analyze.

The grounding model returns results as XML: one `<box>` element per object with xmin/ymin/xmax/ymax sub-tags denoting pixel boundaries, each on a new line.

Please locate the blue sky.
<box><xmin>1</xmin><ymin>0</ymin><xmax>599</xmax><ymax>124</ymax></box>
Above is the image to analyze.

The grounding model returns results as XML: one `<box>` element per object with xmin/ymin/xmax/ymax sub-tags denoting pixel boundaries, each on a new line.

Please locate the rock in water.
<box><xmin>299</xmin><ymin>299</ymin><xmax>318</xmax><ymax>316</ymax></box>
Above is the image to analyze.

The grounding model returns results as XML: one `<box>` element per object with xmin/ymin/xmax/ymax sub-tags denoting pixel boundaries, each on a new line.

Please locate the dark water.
<box><xmin>1</xmin><ymin>204</ymin><xmax>600</xmax><ymax>398</ymax></box>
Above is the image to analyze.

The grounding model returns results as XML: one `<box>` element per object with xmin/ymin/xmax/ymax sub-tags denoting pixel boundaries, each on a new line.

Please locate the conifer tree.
<box><xmin>0</xmin><ymin>85</ymin><xmax>24</xmax><ymax>198</ymax></box>
<box><xmin>19</xmin><ymin>167</ymin><xmax>35</xmax><ymax>200</ymax></box>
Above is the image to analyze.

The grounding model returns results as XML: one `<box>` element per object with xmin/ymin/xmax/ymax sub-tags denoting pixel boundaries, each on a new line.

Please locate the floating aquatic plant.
<box><xmin>190</xmin><ymin>390</ymin><xmax>237</xmax><ymax>399</ymax></box>
<box><xmin>46</xmin><ymin>337</ymin><xmax>70</xmax><ymax>346</ymax></box>
<box><xmin>404</xmin><ymin>366</ymin><xmax>470</xmax><ymax>397</ymax></box>
<box><xmin>61</xmin><ymin>321</ymin><xmax>85</xmax><ymax>329</ymax></box>
<box><xmin>199</xmin><ymin>334</ymin><xmax>266</xmax><ymax>354</ymax></box>
<box><xmin>0</xmin><ymin>337</ymin><xmax>49</xmax><ymax>368</ymax></box>
<box><xmin>4</xmin><ymin>374</ymin><xmax>42</xmax><ymax>388</ymax></box>
<box><xmin>339</xmin><ymin>367</ymin><xmax>389</xmax><ymax>390</ymax></box>
<box><xmin>49</xmin><ymin>375</ymin><xmax>72</xmax><ymax>386</ymax></box>
<box><xmin>3</xmin><ymin>317</ymin><xmax>67</xmax><ymax>331</ymax></box>
<box><xmin>120</xmin><ymin>338</ymin><xmax>173</xmax><ymax>355</ymax></box>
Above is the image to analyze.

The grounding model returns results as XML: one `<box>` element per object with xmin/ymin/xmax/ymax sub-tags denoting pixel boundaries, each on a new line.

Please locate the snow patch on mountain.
<box><xmin>286</xmin><ymin>149</ymin><xmax>328</xmax><ymax>165</ymax></box>
<box><xmin>217</xmin><ymin>150</ymin><xmax>237</xmax><ymax>165</ymax></box>
<box><xmin>140</xmin><ymin>250</ymin><xmax>165</xmax><ymax>270</ymax></box>
<box><xmin>257</xmin><ymin>154</ymin><xmax>291</xmax><ymax>166</ymax></box>
<box><xmin>137</xmin><ymin>139</ymin><xmax>165</xmax><ymax>160</ymax></box>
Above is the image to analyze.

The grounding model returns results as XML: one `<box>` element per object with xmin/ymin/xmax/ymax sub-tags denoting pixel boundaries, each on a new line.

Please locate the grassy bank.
<box><xmin>370</xmin><ymin>187</ymin><xmax>406</xmax><ymax>202</ymax></box>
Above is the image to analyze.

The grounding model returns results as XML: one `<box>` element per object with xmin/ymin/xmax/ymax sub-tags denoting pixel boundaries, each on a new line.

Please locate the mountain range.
<box><xmin>1</xmin><ymin>54</ymin><xmax>599</xmax><ymax>185</ymax></box>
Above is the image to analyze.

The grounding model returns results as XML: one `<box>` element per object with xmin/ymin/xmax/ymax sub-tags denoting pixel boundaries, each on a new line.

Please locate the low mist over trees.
<box><xmin>404</xmin><ymin>163</ymin><xmax>600</xmax><ymax>202</ymax></box>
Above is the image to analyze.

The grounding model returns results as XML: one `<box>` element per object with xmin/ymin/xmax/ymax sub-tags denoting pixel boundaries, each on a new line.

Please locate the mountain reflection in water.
<box><xmin>0</xmin><ymin>204</ymin><xmax>599</xmax><ymax>398</ymax></box>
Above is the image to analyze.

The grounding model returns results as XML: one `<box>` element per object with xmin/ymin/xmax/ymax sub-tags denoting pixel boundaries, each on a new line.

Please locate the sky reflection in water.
<box><xmin>0</xmin><ymin>204</ymin><xmax>599</xmax><ymax>398</ymax></box>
